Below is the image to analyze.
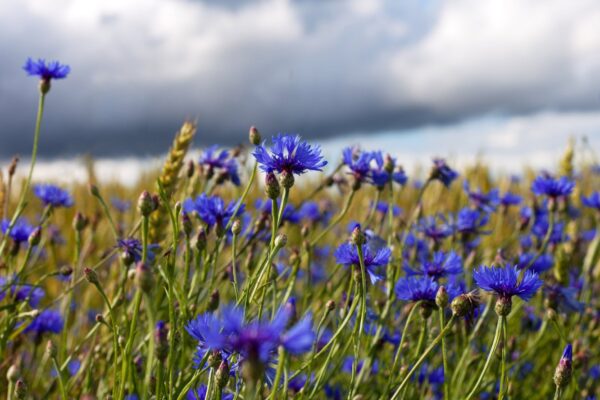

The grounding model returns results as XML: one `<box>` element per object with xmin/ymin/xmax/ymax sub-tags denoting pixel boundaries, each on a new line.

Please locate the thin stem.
<box><xmin>390</xmin><ymin>314</ymin><xmax>456</xmax><ymax>400</ymax></box>
<box><xmin>498</xmin><ymin>316</ymin><xmax>508</xmax><ymax>400</ymax></box>
<box><xmin>52</xmin><ymin>357</ymin><xmax>68</xmax><ymax>400</ymax></box>
<box><xmin>0</xmin><ymin>92</ymin><xmax>46</xmax><ymax>258</ymax></box>
<box><xmin>465</xmin><ymin>316</ymin><xmax>503</xmax><ymax>400</ymax></box>
<box><xmin>439</xmin><ymin>308</ymin><xmax>450</xmax><ymax>400</ymax></box>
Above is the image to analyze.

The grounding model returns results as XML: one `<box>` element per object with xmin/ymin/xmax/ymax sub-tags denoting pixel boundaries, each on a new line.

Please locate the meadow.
<box><xmin>0</xmin><ymin>58</ymin><xmax>598</xmax><ymax>400</ymax></box>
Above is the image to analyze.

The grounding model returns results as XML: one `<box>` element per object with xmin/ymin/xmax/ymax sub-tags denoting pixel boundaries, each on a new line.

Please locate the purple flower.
<box><xmin>0</xmin><ymin>276</ymin><xmax>45</xmax><ymax>307</ymax></box>
<box><xmin>186</xmin><ymin>384</ymin><xmax>233</xmax><ymax>400</ymax></box>
<box><xmin>501</xmin><ymin>192</ymin><xmax>522</xmax><ymax>207</ymax></box>
<box><xmin>404</xmin><ymin>251</ymin><xmax>462</xmax><ymax>280</ymax></box>
<box><xmin>342</xmin><ymin>147</ymin><xmax>375</xmax><ymax>182</ymax></box>
<box><xmin>199</xmin><ymin>145</ymin><xmax>241</xmax><ymax>186</ymax></box>
<box><xmin>23</xmin><ymin>58</ymin><xmax>70</xmax><ymax>81</ymax></box>
<box><xmin>370</xmin><ymin>152</ymin><xmax>407</xmax><ymax>187</ymax></box>
<box><xmin>395</xmin><ymin>276</ymin><xmax>439</xmax><ymax>303</ymax></box>
<box><xmin>111</xmin><ymin>197</ymin><xmax>131</xmax><ymax>213</ymax></box>
<box><xmin>334</xmin><ymin>242</ymin><xmax>392</xmax><ymax>283</ymax></box>
<box><xmin>1</xmin><ymin>218</ymin><xmax>35</xmax><ymax>244</ymax></box>
<box><xmin>116</xmin><ymin>238</ymin><xmax>158</xmax><ymax>263</ymax></box>
<box><xmin>430</xmin><ymin>158</ymin><xmax>458</xmax><ymax>187</ymax></box>
<box><xmin>473</xmin><ymin>265</ymin><xmax>542</xmax><ymax>302</ymax></box>
<box><xmin>463</xmin><ymin>181</ymin><xmax>500</xmax><ymax>212</ymax></box>
<box><xmin>186</xmin><ymin>304</ymin><xmax>314</xmax><ymax>369</ymax></box>
<box><xmin>417</xmin><ymin>215</ymin><xmax>454</xmax><ymax>242</ymax></box>
<box><xmin>455</xmin><ymin>208</ymin><xmax>489</xmax><ymax>235</ymax></box>
<box><xmin>255</xmin><ymin>199</ymin><xmax>300</xmax><ymax>224</ymax></box>
<box><xmin>531</xmin><ymin>175</ymin><xmax>574</xmax><ymax>198</ymax></box>
<box><xmin>33</xmin><ymin>184</ymin><xmax>73</xmax><ymax>208</ymax></box>
<box><xmin>253</xmin><ymin>134</ymin><xmax>327</xmax><ymax>175</ymax></box>
<box><xmin>372</xmin><ymin>201</ymin><xmax>402</xmax><ymax>216</ymax></box>
<box><xmin>298</xmin><ymin>201</ymin><xmax>331</xmax><ymax>225</ymax></box>
<box><xmin>516</xmin><ymin>253</ymin><xmax>554</xmax><ymax>274</ymax></box>
<box><xmin>582</xmin><ymin>192</ymin><xmax>600</xmax><ymax>212</ymax></box>
<box><xmin>24</xmin><ymin>309</ymin><xmax>64</xmax><ymax>337</ymax></box>
<box><xmin>184</xmin><ymin>194</ymin><xmax>244</xmax><ymax>230</ymax></box>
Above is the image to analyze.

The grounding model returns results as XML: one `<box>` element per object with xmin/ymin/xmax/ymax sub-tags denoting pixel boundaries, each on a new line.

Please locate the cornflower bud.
<box><xmin>249</xmin><ymin>126</ymin><xmax>262</xmax><ymax>145</ymax></box>
<box><xmin>195</xmin><ymin>227</ymin><xmax>207</xmax><ymax>252</ymax></box>
<box><xmin>279</xmin><ymin>170</ymin><xmax>295</xmax><ymax>189</ymax></box>
<box><xmin>216</xmin><ymin>360</ymin><xmax>230</xmax><ymax>389</ymax></box>
<box><xmin>274</xmin><ymin>234</ymin><xmax>287</xmax><ymax>249</ymax></box>
<box><xmin>134</xmin><ymin>262</ymin><xmax>154</xmax><ymax>293</ymax></box>
<box><xmin>73</xmin><ymin>212</ymin><xmax>88</xmax><ymax>232</ymax></box>
<box><xmin>435</xmin><ymin>286</ymin><xmax>448</xmax><ymax>308</ymax></box>
<box><xmin>137</xmin><ymin>191</ymin><xmax>156</xmax><ymax>217</ymax></box>
<box><xmin>554</xmin><ymin>344</ymin><xmax>573</xmax><ymax>389</ymax></box>
<box><xmin>28</xmin><ymin>227</ymin><xmax>41</xmax><ymax>247</ymax></box>
<box><xmin>15</xmin><ymin>379</ymin><xmax>27</xmax><ymax>400</ymax></box>
<box><xmin>84</xmin><ymin>267</ymin><xmax>99</xmax><ymax>285</ymax></box>
<box><xmin>207</xmin><ymin>289</ymin><xmax>220</xmax><ymax>312</ymax></box>
<box><xmin>7</xmin><ymin>365</ymin><xmax>20</xmax><ymax>382</ymax></box>
<box><xmin>231</xmin><ymin>219</ymin><xmax>242</xmax><ymax>236</ymax></box>
<box><xmin>265</xmin><ymin>172</ymin><xmax>281</xmax><ymax>199</ymax></box>
<box><xmin>45</xmin><ymin>339</ymin><xmax>57</xmax><ymax>358</ymax></box>
<box><xmin>350</xmin><ymin>225</ymin><xmax>366</xmax><ymax>246</ymax></box>
<box><xmin>181</xmin><ymin>212</ymin><xmax>192</xmax><ymax>237</ymax></box>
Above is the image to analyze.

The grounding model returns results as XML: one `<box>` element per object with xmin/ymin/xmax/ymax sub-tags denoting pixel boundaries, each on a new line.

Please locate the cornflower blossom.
<box><xmin>334</xmin><ymin>241</ymin><xmax>392</xmax><ymax>283</ymax></box>
<box><xmin>463</xmin><ymin>181</ymin><xmax>500</xmax><ymax>212</ymax></box>
<box><xmin>1</xmin><ymin>218</ymin><xmax>35</xmax><ymax>244</ymax></box>
<box><xmin>23</xmin><ymin>58</ymin><xmax>70</xmax><ymax>81</ymax></box>
<box><xmin>33</xmin><ymin>184</ymin><xmax>73</xmax><ymax>208</ymax></box>
<box><xmin>404</xmin><ymin>251</ymin><xmax>462</xmax><ymax>280</ymax></box>
<box><xmin>253</xmin><ymin>134</ymin><xmax>327</xmax><ymax>176</ymax></box>
<box><xmin>198</xmin><ymin>145</ymin><xmax>241</xmax><ymax>186</ymax></box>
<box><xmin>531</xmin><ymin>175</ymin><xmax>575</xmax><ymax>198</ymax></box>
<box><xmin>429</xmin><ymin>158</ymin><xmax>458</xmax><ymax>187</ymax></box>
<box><xmin>184</xmin><ymin>193</ymin><xmax>244</xmax><ymax>231</ymax></box>
<box><xmin>473</xmin><ymin>265</ymin><xmax>542</xmax><ymax>315</ymax></box>
<box><xmin>186</xmin><ymin>304</ymin><xmax>314</xmax><ymax>373</ymax></box>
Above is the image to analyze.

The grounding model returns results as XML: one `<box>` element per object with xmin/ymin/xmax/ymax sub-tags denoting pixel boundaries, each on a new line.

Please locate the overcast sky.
<box><xmin>1</xmin><ymin>0</ymin><xmax>599</xmax><ymax>162</ymax></box>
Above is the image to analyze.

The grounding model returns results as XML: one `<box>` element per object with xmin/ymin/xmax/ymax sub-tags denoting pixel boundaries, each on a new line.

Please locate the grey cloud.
<box><xmin>0</xmin><ymin>0</ymin><xmax>599</xmax><ymax>158</ymax></box>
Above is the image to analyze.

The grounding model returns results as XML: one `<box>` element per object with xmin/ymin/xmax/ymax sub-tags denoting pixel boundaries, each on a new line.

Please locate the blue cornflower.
<box><xmin>395</xmin><ymin>276</ymin><xmax>439</xmax><ymax>303</ymax></box>
<box><xmin>184</xmin><ymin>194</ymin><xmax>244</xmax><ymax>230</ymax></box>
<box><xmin>116</xmin><ymin>238</ymin><xmax>158</xmax><ymax>263</ymax></box>
<box><xmin>186</xmin><ymin>384</ymin><xmax>233</xmax><ymax>400</ymax></box>
<box><xmin>455</xmin><ymin>208</ymin><xmax>489</xmax><ymax>235</ymax></box>
<box><xmin>370</xmin><ymin>152</ymin><xmax>407</xmax><ymax>187</ymax></box>
<box><xmin>0</xmin><ymin>276</ymin><xmax>45</xmax><ymax>307</ymax></box>
<box><xmin>23</xmin><ymin>58</ymin><xmax>70</xmax><ymax>81</ymax></box>
<box><xmin>334</xmin><ymin>242</ymin><xmax>392</xmax><ymax>283</ymax></box>
<box><xmin>582</xmin><ymin>192</ymin><xmax>600</xmax><ymax>212</ymax></box>
<box><xmin>543</xmin><ymin>283</ymin><xmax>583</xmax><ymax>313</ymax></box>
<box><xmin>199</xmin><ymin>145</ymin><xmax>241</xmax><ymax>186</ymax></box>
<box><xmin>111</xmin><ymin>197</ymin><xmax>131</xmax><ymax>213</ymax></box>
<box><xmin>417</xmin><ymin>215</ymin><xmax>454</xmax><ymax>242</ymax></box>
<box><xmin>342</xmin><ymin>146</ymin><xmax>375</xmax><ymax>182</ymax></box>
<box><xmin>473</xmin><ymin>265</ymin><xmax>542</xmax><ymax>302</ymax></box>
<box><xmin>52</xmin><ymin>359</ymin><xmax>81</xmax><ymax>378</ymax></box>
<box><xmin>429</xmin><ymin>158</ymin><xmax>458</xmax><ymax>187</ymax></box>
<box><xmin>33</xmin><ymin>184</ymin><xmax>73</xmax><ymax>208</ymax></box>
<box><xmin>404</xmin><ymin>251</ymin><xmax>462</xmax><ymax>280</ymax></box>
<box><xmin>25</xmin><ymin>309</ymin><xmax>64</xmax><ymax>338</ymax></box>
<box><xmin>298</xmin><ymin>201</ymin><xmax>331</xmax><ymax>225</ymax></box>
<box><xmin>372</xmin><ymin>201</ymin><xmax>402</xmax><ymax>216</ymax></box>
<box><xmin>186</xmin><ymin>304</ymin><xmax>314</xmax><ymax>369</ymax></box>
<box><xmin>463</xmin><ymin>181</ymin><xmax>500</xmax><ymax>212</ymax></box>
<box><xmin>501</xmin><ymin>192</ymin><xmax>522</xmax><ymax>207</ymax></box>
<box><xmin>253</xmin><ymin>134</ymin><xmax>327</xmax><ymax>175</ymax></box>
<box><xmin>1</xmin><ymin>218</ymin><xmax>35</xmax><ymax>244</ymax></box>
<box><xmin>255</xmin><ymin>199</ymin><xmax>300</xmax><ymax>224</ymax></box>
<box><xmin>516</xmin><ymin>253</ymin><xmax>554</xmax><ymax>274</ymax></box>
<box><xmin>532</xmin><ymin>218</ymin><xmax>568</xmax><ymax>244</ymax></box>
<box><xmin>531</xmin><ymin>175</ymin><xmax>575</xmax><ymax>198</ymax></box>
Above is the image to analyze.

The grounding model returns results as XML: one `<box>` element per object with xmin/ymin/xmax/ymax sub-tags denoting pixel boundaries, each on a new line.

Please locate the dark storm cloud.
<box><xmin>0</xmin><ymin>0</ymin><xmax>599</xmax><ymax>158</ymax></box>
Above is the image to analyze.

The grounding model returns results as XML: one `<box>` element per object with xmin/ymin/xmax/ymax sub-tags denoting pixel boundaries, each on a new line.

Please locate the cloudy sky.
<box><xmin>1</xmin><ymin>0</ymin><xmax>599</xmax><ymax>170</ymax></box>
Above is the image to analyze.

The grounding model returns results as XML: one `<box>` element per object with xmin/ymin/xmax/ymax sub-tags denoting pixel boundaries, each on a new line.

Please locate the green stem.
<box><xmin>498</xmin><ymin>316</ymin><xmax>508</xmax><ymax>400</ymax></box>
<box><xmin>439</xmin><ymin>308</ymin><xmax>450</xmax><ymax>400</ymax></box>
<box><xmin>268</xmin><ymin>346</ymin><xmax>286</xmax><ymax>400</ymax></box>
<box><xmin>390</xmin><ymin>315</ymin><xmax>456</xmax><ymax>400</ymax></box>
<box><xmin>310</xmin><ymin>189</ymin><xmax>356</xmax><ymax>247</ymax></box>
<box><xmin>465</xmin><ymin>316</ymin><xmax>503</xmax><ymax>400</ymax></box>
<box><xmin>0</xmin><ymin>92</ymin><xmax>46</xmax><ymax>258</ymax></box>
<box><xmin>52</xmin><ymin>357</ymin><xmax>68</xmax><ymax>400</ymax></box>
